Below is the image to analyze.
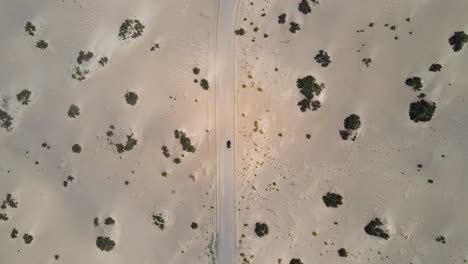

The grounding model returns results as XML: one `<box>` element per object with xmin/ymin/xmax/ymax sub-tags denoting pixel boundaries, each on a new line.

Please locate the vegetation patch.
<box><xmin>118</xmin><ymin>19</ymin><xmax>145</xmax><ymax>40</ymax></box>
<box><xmin>193</xmin><ymin>67</ymin><xmax>200</xmax><ymax>75</ymax></box>
<box><xmin>77</xmin><ymin>51</ymin><xmax>94</xmax><ymax>64</ymax></box>
<box><xmin>409</xmin><ymin>99</ymin><xmax>436</xmax><ymax>122</ymax></box>
<box><xmin>289</xmin><ymin>22</ymin><xmax>301</xmax><ymax>33</ymax></box>
<box><xmin>104</xmin><ymin>217</ymin><xmax>115</xmax><ymax>225</ymax></box>
<box><xmin>191</xmin><ymin>222</ymin><xmax>198</xmax><ymax>229</ymax></box>
<box><xmin>72</xmin><ymin>144</ymin><xmax>82</xmax><ymax>153</ymax></box>
<box><xmin>68</xmin><ymin>104</ymin><xmax>80</xmax><ymax>118</ymax></box>
<box><xmin>314</xmin><ymin>50</ymin><xmax>331</xmax><ymax>67</ymax></box>
<box><xmin>405</xmin><ymin>76</ymin><xmax>423</xmax><ymax>91</ymax></box>
<box><xmin>338</xmin><ymin>248</ymin><xmax>348</xmax><ymax>257</ymax></box>
<box><xmin>296</xmin><ymin>75</ymin><xmax>324</xmax><ymax>112</ymax></box>
<box><xmin>23</xmin><ymin>233</ymin><xmax>34</xmax><ymax>244</ymax></box>
<box><xmin>254</xmin><ymin>222</ymin><xmax>269</xmax><ymax>237</ymax></box>
<box><xmin>96</xmin><ymin>236</ymin><xmax>116</xmax><ymax>252</ymax></box>
<box><xmin>152</xmin><ymin>213</ymin><xmax>166</xmax><ymax>230</ymax></box>
<box><xmin>115</xmin><ymin>133</ymin><xmax>138</xmax><ymax>153</ymax></box>
<box><xmin>429</xmin><ymin>63</ymin><xmax>442</xmax><ymax>72</ymax></box>
<box><xmin>200</xmin><ymin>79</ymin><xmax>210</xmax><ymax>90</ymax></box>
<box><xmin>125</xmin><ymin>91</ymin><xmax>138</xmax><ymax>106</ymax></box>
<box><xmin>10</xmin><ymin>228</ymin><xmax>18</xmax><ymax>239</ymax></box>
<box><xmin>340</xmin><ymin>114</ymin><xmax>361</xmax><ymax>141</ymax></box>
<box><xmin>174</xmin><ymin>130</ymin><xmax>196</xmax><ymax>153</ymax></box>
<box><xmin>364</xmin><ymin>218</ymin><xmax>390</xmax><ymax>240</ymax></box>
<box><xmin>289</xmin><ymin>258</ymin><xmax>303</xmax><ymax>264</ymax></box>
<box><xmin>235</xmin><ymin>28</ymin><xmax>245</xmax><ymax>36</ymax></box>
<box><xmin>16</xmin><ymin>90</ymin><xmax>31</xmax><ymax>105</ymax></box>
<box><xmin>435</xmin><ymin>235</ymin><xmax>446</xmax><ymax>244</ymax></box>
<box><xmin>0</xmin><ymin>109</ymin><xmax>13</xmax><ymax>132</ymax></box>
<box><xmin>298</xmin><ymin>0</ymin><xmax>311</xmax><ymax>14</ymax></box>
<box><xmin>99</xmin><ymin>57</ymin><xmax>109</xmax><ymax>66</ymax></box>
<box><xmin>36</xmin><ymin>40</ymin><xmax>48</xmax><ymax>49</ymax></box>
<box><xmin>71</xmin><ymin>66</ymin><xmax>89</xmax><ymax>81</ymax></box>
<box><xmin>161</xmin><ymin>145</ymin><xmax>170</xmax><ymax>158</ymax></box>
<box><xmin>448</xmin><ymin>31</ymin><xmax>468</xmax><ymax>52</ymax></box>
<box><xmin>278</xmin><ymin>14</ymin><xmax>286</xmax><ymax>24</ymax></box>
<box><xmin>25</xmin><ymin>22</ymin><xmax>36</xmax><ymax>36</ymax></box>
<box><xmin>322</xmin><ymin>192</ymin><xmax>343</xmax><ymax>208</ymax></box>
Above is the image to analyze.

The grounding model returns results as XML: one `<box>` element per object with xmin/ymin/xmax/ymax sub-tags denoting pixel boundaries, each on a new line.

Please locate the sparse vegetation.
<box><xmin>173</xmin><ymin>158</ymin><xmax>181</xmax><ymax>164</ymax></box>
<box><xmin>448</xmin><ymin>31</ymin><xmax>468</xmax><ymax>52</ymax></box>
<box><xmin>68</xmin><ymin>104</ymin><xmax>80</xmax><ymax>118</ymax></box>
<box><xmin>289</xmin><ymin>22</ymin><xmax>301</xmax><ymax>33</ymax></box>
<box><xmin>405</xmin><ymin>76</ymin><xmax>423</xmax><ymax>91</ymax></box>
<box><xmin>340</xmin><ymin>114</ymin><xmax>361</xmax><ymax>141</ymax></box>
<box><xmin>77</xmin><ymin>51</ymin><xmax>94</xmax><ymax>64</ymax></box>
<box><xmin>338</xmin><ymin>248</ymin><xmax>348</xmax><ymax>257</ymax></box>
<box><xmin>289</xmin><ymin>258</ymin><xmax>303</xmax><ymax>264</ymax></box>
<box><xmin>23</xmin><ymin>234</ymin><xmax>34</xmax><ymax>244</ymax></box>
<box><xmin>364</xmin><ymin>218</ymin><xmax>390</xmax><ymax>240</ymax></box>
<box><xmin>322</xmin><ymin>192</ymin><xmax>343</xmax><ymax>208</ymax></box>
<box><xmin>191</xmin><ymin>222</ymin><xmax>198</xmax><ymax>229</ymax></box>
<box><xmin>235</xmin><ymin>28</ymin><xmax>246</xmax><ymax>36</ymax></box>
<box><xmin>409</xmin><ymin>99</ymin><xmax>436</xmax><ymax>122</ymax></box>
<box><xmin>118</xmin><ymin>19</ymin><xmax>145</xmax><ymax>40</ymax></box>
<box><xmin>71</xmin><ymin>66</ymin><xmax>89</xmax><ymax>81</ymax></box>
<box><xmin>16</xmin><ymin>90</ymin><xmax>31</xmax><ymax>105</ymax></box>
<box><xmin>298</xmin><ymin>0</ymin><xmax>311</xmax><ymax>14</ymax></box>
<box><xmin>174</xmin><ymin>130</ymin><xmax>196</xmax><ymax>153</ymax></box>
<box><xmin>193</xmin><ymin>67</ymin><xmax>200</xmax><ymax>75</ymax></box>
<box><xmin>152</xmin><ymin>213</ymin><xmax>165</xmax><ymax>230</ymax></box>
<box><xmin>362</xmin><ymin>58</ymin><xmax>372</xmax><ymax>67</ymax></box>
<box><xmin>125</xmin><ymin>91</ymin><xmax>139</xmax><ymax>106</ymax></box>
<box><xmin>25</xmin><ymin>22</ymin><xmax>36</xmax><ymax>36</ymax></box>
<box><xmin>104</xmin><ymin>217</ymin><xmax>115</xmax><ymax>225</ymax></box>
<box><xmin>161</xmin><ymin>145</ymin><xmax>170</xmax><ymax>158</ymax></box>
<box><xmin>72</xmin><ymin>144</ymin><xmax>82</xmax><ymax>153</ymax></box>
<box><xmin>10</xmin><ymin>228</ymin><xmax>18</xmax><ymax>239</ymax></box>
<box><xmin>99</xmin><ymin>57</ymin><xmax>109</xmax><ymax>66</ymax></box>
<box><xmin>96</xmin><ymin>236</ymin><xmax>116</xmax><ymax>251</ymax></box>
<box><xmin>36</xmin><ymin>40</ymin><xmax>48</xmax><ymax>49</ymax></box>
<box><xmin>200</xmin><ymin>79</ymin><xmax>210</xmax><ymax>90</ymax></box>
<box><xmin>296</xmin><ymin>75</ymin><xmax>324</xmax><ymax>112</ymax></box>
<box><xmin>115</xmin><ymin>134</ymin><xmax>138</xmax><ymax>153</ymax></box>
<box><xmin>0</xmin><ymin>109</ymin><xmax>13</xmax><ymax>132</ymax></box>
<box><xmin>435</xmin><ymin>235</ymin><xmax>446</xmax><ymax>244</ymax></box>
<box><xmin>429</xmin><ymin>63</ymin><xmax>442</xmax><ymax>72</ymax></box>
<box><xmin>314</xmin><ymin>50</ymin><xmax>331</xmax><ymax>67</ymax></box>
<box><xmin>278</xmin><ymin>14</ymin><xmax>286</xmax><ymax>24</ymax></box>
<box><xmin>254</xmin><ymin>222</ymin><xmax>269</xmax><ymax>237</ymax></box>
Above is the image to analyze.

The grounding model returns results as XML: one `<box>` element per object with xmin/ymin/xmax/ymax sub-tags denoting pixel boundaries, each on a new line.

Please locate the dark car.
<box><xmin>227</xmin><ymin>140</ymin><xmax>231</xmax><ymax>148</ymax></box>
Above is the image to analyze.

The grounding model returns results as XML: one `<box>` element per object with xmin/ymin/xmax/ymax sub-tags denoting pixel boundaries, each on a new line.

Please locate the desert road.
<box><xmin>215</xmin><ymin>0</ymin><xmax>239</xmax><ymax>263</ymax></box>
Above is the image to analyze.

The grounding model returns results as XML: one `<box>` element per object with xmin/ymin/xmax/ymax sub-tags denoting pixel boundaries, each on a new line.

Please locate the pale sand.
<box><xmin>0</xmin><ymin>0</ymin><xmax>218</xmax><ymax>263</ymax></box>
<box><xmin>235</xmin><ymin>0</ymin><xmax>468</xmax><ymax>263</ymax></box>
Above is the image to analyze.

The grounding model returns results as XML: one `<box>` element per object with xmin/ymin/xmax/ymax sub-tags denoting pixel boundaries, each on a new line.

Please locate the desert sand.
<box><xmin>1</xmin><ymin>0</ymin><xmax>468</xmax><ymax>264</ymax></box>
<box><xmin>235</xmin><ymin>0</ymin><xmax>468</xmax><ymax>264</ymax></box>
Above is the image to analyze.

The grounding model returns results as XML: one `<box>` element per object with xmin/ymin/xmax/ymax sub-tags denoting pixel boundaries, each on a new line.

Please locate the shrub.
<box><xmin>200</xmin><ymin>79</ymin><xmax>210</xmax><ymax>90</ymax></box>
<box><xmin>338</xmin><ymin>248</ymin><xmax>348</xmax><ymax>257</ymax></box>
<box><xmin>125</xmin><ymin>91</ymin><xmax>138</xmax><ymax>106</ymax></box>
<box><xmin>104</xmin><ymin>217</ymin><xmax>115</xmax><ymax>225</ymax></box>
<box><xmin>36</xmin><ymin>40</ymin><xmax>48</xmax><ymax>49</ymax></box>
<box><xmin>254</xmin><ymin>222</ymin><xmax>269</xmax><ymax>237</ymax></box>
<box><xmin>364</xmin><ymin>218</ymin><xmax>389</xmax><ymax>240</ymax></box>
<box><xmin>99</xmin><ymin>57</ymin><xmax>109</xmax><ymax>66</ymax></box>
<box><xmin>0</xmin><ymin>109</ymin><xmax>13</xmax><ymax>132</ymax></box>
<box><xmin>448</xmin><ymin>31</ymin><xmax>468</xmax><ymax>52</ymax></box>
<box><xmin>322</xmin><ymin>192</ymin><xmax>343</xmax><ymax>208</ymax></box>
<box><xmin>298</xmin><ymin>0</ymin><xmax>311</xmax><ymax>14</ymax></box>
<box><xmin>235</xmin><ymin>28</ymin><xmax>245</xmax><ymax>36</ymax></box>
<box><xmin>409</xmin><ymin>99</ymin><xmax>436</xmax><ymax>122</ymax></box>
<box><xmin>429</xmin><ymin>63</ymin><xmax>442</xmax><ymax>72</ymax></box>
<box><xmin>289</xmin><ymin>22</ymin><xmax>301</xmax><ymax>33</ymax></box>
<box><xmin>344</xmin><ymin>114</ymin><xmax>361</xmax><ymax>130</ymax></box>
<box><xmin>72</xmin><ymin>144</ymin><xmax>82</xmax><ymax>153</ymax></box>
<box><xmin>25</xmin><ymin>22</ymin><xmax>36</xmax><ymax>36</ymax></box>
<box><xmin>278</xmin><ymin>14</ymin><xmax>286</xmax><ymax>24</ymax></box>
<box><xmin>16</xmin><ymin>90</ymin><xmax>31</xmax><ymax>105</ymax></box>
<box><xmin>23</xmin><ymin>234</ymin><xmax>34</xmax><ymax>244</ymax></box>
<box><xmin>289</xmin><ymin>259</ymin><xmax>303</xmax><ymax>264</ymax></box>
<box><xmin>68</xmin><ymin>104</ymin><xmax>80</xmax><ymax>118</ymax></box>
<box><xmin>314</xmin><ymin>50</ymin><xmax>331</xmax><ymax>67</ymax></box>
<box><xmin>96</xmin><ymin>236</ymin><xmax>116</xmax><ymax>251</ymax></box>
<box><xmin>405</xmin><ymin>77</ymin><xmax>423</xmax><ymax>91</ymax></box>
<box><xmin>118</xmin><ymin>19</ymin><xmax>145</xmax><ymax>40</ymax></box>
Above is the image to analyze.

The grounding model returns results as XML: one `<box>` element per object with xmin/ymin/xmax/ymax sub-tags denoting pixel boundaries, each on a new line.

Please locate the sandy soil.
<box><xmin>235</xmin><ymin>1</ymin><xmax>468</xmax><ymax>263</ymax></box>
<box><xmin>0</xmin><ymin>0</ymin><xmax>218</xmax><ymax>263</ymax></box>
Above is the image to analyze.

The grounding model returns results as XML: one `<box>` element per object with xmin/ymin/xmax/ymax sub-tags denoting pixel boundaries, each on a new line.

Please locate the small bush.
<box><xmin>405</xmin><ymin>77</ymin><xmax>423</xmax><ymax>91</ymax></box>
<box><xmin>314</xmin><ymin>50</ymin><xmax>331</xmax><ymax>67</ymax></box>
<box><xmin>364</xmin><ymin>218</ymin><xmax>389</xmax><ymax>240</ymax></box>
<box><xmin>289</xmin><ymin>259</ymin><xmax>303</xmax><ymax>264</ymax></box>
<box><xmin>235</xmin><ymin>28</ymin><xmax>245</xmax><ymax>36</ymax></box>
<box><xmin>298</xmin><ymin>0</ymin><xmax>311</xmax><ymax>14</ymax></box>
<box><xmin>0</xmin><ymin>109</ymin><xmax>13</xmax><ymax>132</ymax></box>
<box><xmin>125</xmin><ymin>91</ymin><xmax>138</xmax><ymax>106</ymax></box>
<box><xmin>200</xmin><ymin>79</ymin><xmax>210</xmax><ymax>90</ymax></box>
<box><xmin>254</xmin><ymin>222</ymin><xmax>269</xmax><ymax>237</ymax></box>
<box><xmin>338</xmin><ymin>248</ymin><xmax>348</xmax><ymax>257</ymax></box>
<box><xmin>96</xmin><ymin>236</ymin><xmax>116</xmax><ymax>251</ymax></box>
<box><xmin>344</xmin><ymin>114</ymin><xmax>361</xmax><ymax>130</ymax></box>
<box><xmin>409</xmin><ymin>99</ymin><xmax>436</xmax><ymax>122</ymax></box>
<box><xmin>68</xmin><ymin>104</ymin><xmax>80</xmax><ymax>118</ymax></box>
<box><xmin>16</xmin><ymin>90</ymin><xmax>31</xmax><ymax>105</ymax></box>
<box><xmin>36</xmin><ymin>40</ymin><xmax>48</xmax><ymax>49</ymax></box>
<box><xmin>429</xmin><ymin>63</ymin><xmax>442</xmax><ymax>72</ymax></box>
<box><xmin>448</xmin><ymin>31</ymin><xmax>468</xmax><ymax>52</ymax></box>
<box><xmin>118</xmin><ymin>19</ymin><xmax>145</xmax><ymax>40</ymax></box>
<box><xmin>25</xmin><ymin>22</ymin><xmax>36</xmax><ymax>36</ymax></box>
<box><xmin>72</xmin><ymin>144</ymin><xmax>82</xmax><ymax>153</ymax></box>
<box><xmin>322</xmin><ymin>192</ymin><xmax>343</xmax><ymax>208</ymax></box>
<box><xmin>278</xmin><ymin>14</ymin><xmax>286</xmax><ymax>24</ymax></box>
<box><xmin>289</xmin><ymin>22</ymin><xmax>301</xmax><ymax>33</ymax></box>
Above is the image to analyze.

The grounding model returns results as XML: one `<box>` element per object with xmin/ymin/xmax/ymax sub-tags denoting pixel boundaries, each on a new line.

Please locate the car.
<box><xmin>227</xmin><ymin>140</ymin><xmax>231</xmax><ymax>148</ymax></box>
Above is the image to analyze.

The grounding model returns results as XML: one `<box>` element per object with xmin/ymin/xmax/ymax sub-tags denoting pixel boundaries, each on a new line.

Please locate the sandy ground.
<box><xmin>235</xmin><ymin>0</ymin><xmax>468</xmax><ymax>263</ymax></box>
<box><xmin>0</xmin><ymin>0</ymin><xmax>218</xmax><ymax>263</ymax></box>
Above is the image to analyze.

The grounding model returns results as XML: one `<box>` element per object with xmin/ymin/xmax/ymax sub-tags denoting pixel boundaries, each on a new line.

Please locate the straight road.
<box><xmin>215</xmin><ymin>0</ymin><xmax>238</xmax><ymax>263</ymax></box>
